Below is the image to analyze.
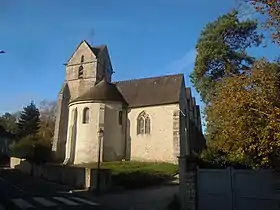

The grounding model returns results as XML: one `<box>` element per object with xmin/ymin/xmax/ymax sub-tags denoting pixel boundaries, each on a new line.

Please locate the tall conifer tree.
<box><xmin>17</xmin><ymin>101</ymin><xmax>40</xmax><ymax>138</ymax></box>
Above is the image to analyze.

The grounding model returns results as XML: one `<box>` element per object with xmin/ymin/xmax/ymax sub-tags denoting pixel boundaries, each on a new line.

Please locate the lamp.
<box><xmin>98</xmin><ymin>128</ymin><xmax>104</xmax><ymax>138</ymax></box>
<box><xmin>96</xmin><ymin>128</ymin><xmax>104</xmax><ymax>194</ymax></box>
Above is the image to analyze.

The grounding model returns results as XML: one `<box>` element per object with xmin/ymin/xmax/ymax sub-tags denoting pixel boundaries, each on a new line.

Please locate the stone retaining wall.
<box><xmin>10</xmin><ymin>157</ymin><xmax>111</xmax><ymax>192</ymax></box>
<box><xmin>178</xmin><ymin>156</ymin><xmax>197</xmax><ymax>210</ymax></box>
<box><xmin>185</xmin><ymin>171</ymin><xmax>196</xmax><ymax>210</ymax></box>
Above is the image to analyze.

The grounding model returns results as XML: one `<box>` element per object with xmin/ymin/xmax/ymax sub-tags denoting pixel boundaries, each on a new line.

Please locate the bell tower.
<box><xmin>52</xmin><ymin>40</ymin><xmax>114</xmax><ymax>162</ymax></box>
<box><xmin>65</xmin><ymin>40</ymin><xmax>113</xmax><ymax>100</ymax></box>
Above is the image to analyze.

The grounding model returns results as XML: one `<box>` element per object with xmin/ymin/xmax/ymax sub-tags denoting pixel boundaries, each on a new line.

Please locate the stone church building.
<box><xmin>52</xmin><ymin>40</ymin><xmax>205</xmax><ymax>165</ymax></box>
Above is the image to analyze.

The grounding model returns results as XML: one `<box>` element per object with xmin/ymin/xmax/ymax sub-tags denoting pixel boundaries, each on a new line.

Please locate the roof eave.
<box><xmin>127</xmin><ymin>101</ymin><xmax>179</xmax><ymax>109</ymax></box>
<box><xmin>69</xmin><ymin>99</ymin><xmax>128</xmax><ymax>106</ymax></box>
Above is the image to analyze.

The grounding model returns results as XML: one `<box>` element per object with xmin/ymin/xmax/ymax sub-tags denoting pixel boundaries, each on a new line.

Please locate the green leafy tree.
<box><xmin>17</xmin><ymin>102</ymin><xmax>40</xmax><ymax>138</ymax></box>
<box><xmin>11</xmin><ymin>102</ymin><xmax>54</xmax><ymax>164</ymax></box>
<box><xmin>11</xmin><ymin>137</ymin><xmax>35</xmax><ymax>159</ymax></box>
<box><xmin>0</xmin><ymin>112</ymin><xmax>18</xmax><ymax>134</ymax></box>
<box><xmin>246</xmin><ymin>0</ymin><xmax>280</xmax><ymax>45</ymax></box>
<box><xmin>190</xmin><ymin>10</ymin><xmax>262</xmax><ymax>103</ymax></box>
<box><xmin>11</xmin><ymin>135</ymin><xmax>52</xmax><ymax>164</ymax></box>
<box><xmin>205</xmin><ymin>59</ymin><xmax>280</xmax><ymax>168</ymax></box>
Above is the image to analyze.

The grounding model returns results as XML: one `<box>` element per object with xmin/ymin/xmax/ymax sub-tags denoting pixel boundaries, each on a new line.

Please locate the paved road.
<box><xmin>0</xmin><ymin>167</ymin><xmax>177</xmax><ymax>210</ymax></box>
<box><xmin>0</xmin><ymin>168</ymin><xmax>104</xmax><ymax>210</ymax></box>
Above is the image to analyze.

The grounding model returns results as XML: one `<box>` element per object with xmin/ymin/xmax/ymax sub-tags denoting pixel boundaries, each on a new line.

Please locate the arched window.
<box><xmin>144</xmin><ymin>117</ymin><xmax>150</xmax><ymax>134</ymax></box>
<box><xmin>138</xmin><ymin>117</ymin><xmax>145</xmax><ymax>134</ymax></box>
<box><xmin>137</xmin><ymin>111</ymin><xmax>151</xmax><ymax>135</ymax></box>
<box><xmin>82</xmin><ymin>107</ymin><xmax>90</xmax><ymax>124</ymax></box>
<box><xmin>78</xmin><ymin>65</ymin><xmax>83</xmax><ymax>79</ymax></box>
<box><xmin>81</xmin><ymin>55</ymin><xmax>84</xmax><ymax>63</ymax></box>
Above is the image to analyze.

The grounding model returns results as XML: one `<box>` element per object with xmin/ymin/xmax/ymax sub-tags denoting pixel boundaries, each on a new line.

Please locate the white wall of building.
<box><xmin>66</xmin><ymin>101</ymin><xmax>125</xmax><ymax>164</ymax></box>
<box><xmin>103</xmin><ymin>103</ymin><xmax>125</xmax><ymax>161</ymax></box>
<box><xmin>67</xmin><ymin>102</ymin><xmax>100</xmax><ymax>164</ymax></box>
<box><xmin>127</xmin><ymin>104</ymin><xmax>179</xmax><ymax>163</ymax></box>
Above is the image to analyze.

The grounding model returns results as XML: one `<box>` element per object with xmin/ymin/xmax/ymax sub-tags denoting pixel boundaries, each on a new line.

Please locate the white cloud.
<box><xmin>167</xmin><ymin>49</ymin><xmax>197</xmax><ymax>73</ymax></box>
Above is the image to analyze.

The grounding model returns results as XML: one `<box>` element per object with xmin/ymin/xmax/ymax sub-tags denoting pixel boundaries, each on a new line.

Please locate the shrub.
<box><xmin>77</xmin><ymin>161</ymin><xmax>178</xmax><ymax>189</ymax></box>
<box><xmin>11</xmin><ymin>137</ymin><xmax>34</xmax><ymax>159</ymax></box>
<box><xmin>33</xmin><ymin>141</ymin><xmax>52</xmax><ymax>164</ymax></box>
<box><xmin>11</xmin><ymin>136</ymin><xmax>52</xmax><ymax>164</ymax></box>
<box><xmin>198</xmin><ymin>148</ymin><xmax>252</xmax><ymax>169</ymax></box>
<box><xmin>111</xmin><ymin>170</ymin><xmax>172</xmax><ymax>189</ymax></box>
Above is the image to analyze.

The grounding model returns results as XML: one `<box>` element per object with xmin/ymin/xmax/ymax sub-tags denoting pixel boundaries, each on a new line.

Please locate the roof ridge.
<box><xmin>91</xmin><ymin>44</ymin><xmax>107</xmax><ymax>49</ymax></box>
<box><xmin>114</xmin><ymin>73</ymin><xmax>184</xmax><ymax>84</ymax></box>
<box><xmin>66</xmin><ymin>40</ymin><xmax>106</xmax><ymax>63</ymax></box>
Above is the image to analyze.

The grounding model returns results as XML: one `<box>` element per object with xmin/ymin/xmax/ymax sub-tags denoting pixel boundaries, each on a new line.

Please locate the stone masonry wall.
<box><xmin>185</xmin><ymin>171</ymin><xmax>197</xmax><ymax>210</ymax></box>
<box><xmin>173</xmin><ymin>110</ymin><xmax>180</xmax><ymax>162</ymax></box>
<box><xmin>179</xmin><ymin>155</ymin><xmax>198</xmax><ymax>210</ymax></box>
<box><xmin>66</xmin><ymin>41</ymin><xmax>98</xmax><ymax>100</ymax></box>
<box><xmin>53</xmin><ymin>41</ymin><xmax>112</xmax><ymax>162</ymax></box>
<box><xmin>52</xmin><ymin>84</ymin><xmax>70</xmax><ymax>162</ymax></box>
<box><xmin>128</xmin><ymin>104</ymin><xmax>179</xmax><ymax>163</ymax></box>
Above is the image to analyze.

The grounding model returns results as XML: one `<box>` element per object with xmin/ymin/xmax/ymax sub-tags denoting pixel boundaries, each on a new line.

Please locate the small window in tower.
<box><xmin>78</xmin><ymin>65</ymin><xmax>84</xmax><ymax>79</ymax></box>
<box><xmin>118</xmin><ymin>111</ymin><xmax>123</xmax><ymax>125</ymax></box>
<box><xmin>81</xmin><ymin>55</ymin><xmax>84</xmax><ymax>63</ymax></box>
<box><xmin>82</xmin><ymin>107</ymin><xmax>90</xmax><ymax>124</ymax></box>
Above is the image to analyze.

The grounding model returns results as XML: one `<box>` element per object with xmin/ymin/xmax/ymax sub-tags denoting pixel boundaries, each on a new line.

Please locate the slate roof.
<box><xmin>71</xmin><ymin>78</ymin><xmax>127</xmax><ymax>105</ymax></box>
<box><xmin>114</xmin><ymin>74</ymin><xmax>184</xmax><ymax>108</ymax></box>
<box><xmin>71</xmin><ymin>74</ymin><xmax>184</xmax><ymax>108</ymax></box>
<box><xmin>91</xmin><ymin>45</ymin><xmax>106</xmax><ymax>58</ymax></box>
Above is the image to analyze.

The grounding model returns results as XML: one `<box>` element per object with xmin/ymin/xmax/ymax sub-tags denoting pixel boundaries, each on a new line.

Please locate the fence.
<box><xmin>197</xmin><ymin>168</ymin><xmax>279</xmax><ymax>210</ymax></box>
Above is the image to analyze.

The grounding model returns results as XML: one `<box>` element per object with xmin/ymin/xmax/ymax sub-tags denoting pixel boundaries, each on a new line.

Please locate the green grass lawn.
<box><xmin>76</xmin><ymin>161</ymin><xmax>178</xmax><ymax>189</ymax></box>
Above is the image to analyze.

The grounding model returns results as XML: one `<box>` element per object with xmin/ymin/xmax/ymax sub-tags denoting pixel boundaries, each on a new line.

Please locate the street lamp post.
<box><xmin>31</xmin><ymin>143</ymin><xmax>35</xmax><ymax>177</ymax></box>
<box><xmin>96</xmin><ymin>128</ymin><xmax>104</xmax><ymax>194</ymax></box>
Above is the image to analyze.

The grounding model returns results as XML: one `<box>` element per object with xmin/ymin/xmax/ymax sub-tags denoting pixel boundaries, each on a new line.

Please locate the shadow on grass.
<box><xmin>112</xmin><ymin>170</ymin><xmax>176</xmax><ymax>189</ymax></box>
<box><xmin>76</xmin><ymin>161</ymin><xmax>179</xmax><ymax>190</ymax></box>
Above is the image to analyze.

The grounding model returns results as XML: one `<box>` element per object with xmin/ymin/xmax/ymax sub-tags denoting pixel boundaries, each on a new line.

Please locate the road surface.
<box><xmin>0</xmin><ymin>167</ymin><xmax>177</xmax><ymax>210</ymax></box>
<box><xmin>0</xmin><ymin>168</ymin><xmax>104</xmax><ymax>209</ymax></box>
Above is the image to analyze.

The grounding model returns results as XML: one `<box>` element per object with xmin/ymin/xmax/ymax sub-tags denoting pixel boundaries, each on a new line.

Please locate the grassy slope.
<box><xmin>76</xmin><ymin>161</ymin><xmax>179</xmax><ymax>189</ymax></box>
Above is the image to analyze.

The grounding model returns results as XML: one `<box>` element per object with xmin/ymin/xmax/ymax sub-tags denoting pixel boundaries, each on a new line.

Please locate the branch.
<box><xmin>249</xmin><ymin>107</ymin><xmax>280</xmax><ymax>121</ymax></box>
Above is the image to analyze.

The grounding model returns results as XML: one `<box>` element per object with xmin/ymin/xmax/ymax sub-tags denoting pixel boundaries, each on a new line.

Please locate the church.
<box><xmin>51</xmin><ymin>40</ymin><xmax>205</xmax><ymax>165</ymax></box>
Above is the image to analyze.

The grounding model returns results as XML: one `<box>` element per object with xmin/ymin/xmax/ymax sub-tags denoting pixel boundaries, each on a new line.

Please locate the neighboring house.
<box><xmin>52</xmin><ymin>40</ymin><xmax>206</xmax><ymax>165</ymax></box>
<box><xmin>0</xmin><ymin>125</ymin><xmax>15</xmax><ymax>157</ymax></box>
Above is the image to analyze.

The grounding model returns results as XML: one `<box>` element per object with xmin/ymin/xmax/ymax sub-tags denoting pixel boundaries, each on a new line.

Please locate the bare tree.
<box><xmin>38</xmin><ymin>100</ymin><xmax>57</xmax><ymax>143</ymax></box>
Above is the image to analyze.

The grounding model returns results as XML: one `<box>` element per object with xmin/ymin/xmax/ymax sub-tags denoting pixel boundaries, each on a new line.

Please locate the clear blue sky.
<box><xmin>0</xmin><ymin>0</ymin><xmax>279</xmax><ymax>115</ymax></box>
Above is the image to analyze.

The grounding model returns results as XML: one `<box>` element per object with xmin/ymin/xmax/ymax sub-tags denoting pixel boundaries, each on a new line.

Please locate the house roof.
<box><xmin>114</xmin><ymin>74</ymin><xmax>184</xmax><ymax>108</ymax></box>
<box><xmin>70</xmin><ymin>78</ymin><xmax>127</xmax><ymax>105</ymax></box>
